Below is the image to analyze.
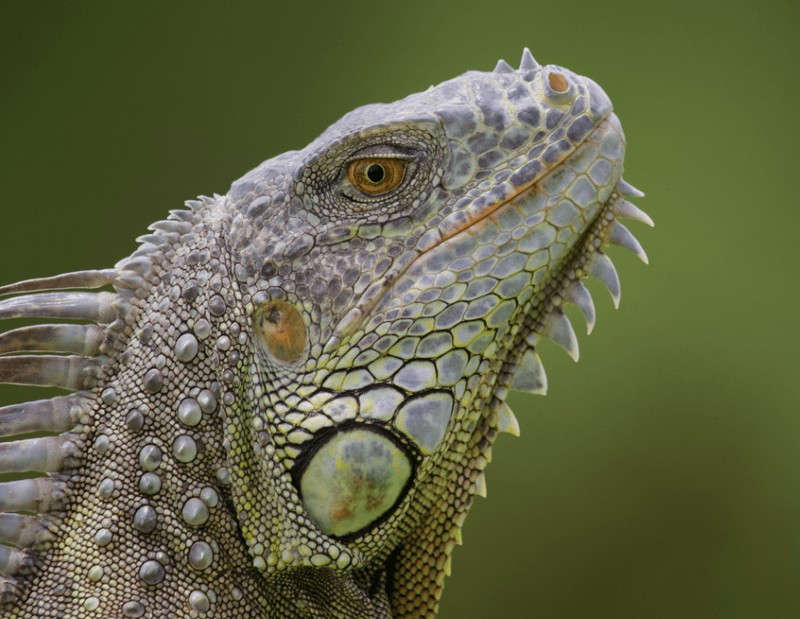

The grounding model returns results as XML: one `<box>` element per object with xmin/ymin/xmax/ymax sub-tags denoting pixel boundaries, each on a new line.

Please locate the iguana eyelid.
<box><xmin>344</xmin><ymin>146</ymin><xmax>416</xmax><ymax>164</ymax></box>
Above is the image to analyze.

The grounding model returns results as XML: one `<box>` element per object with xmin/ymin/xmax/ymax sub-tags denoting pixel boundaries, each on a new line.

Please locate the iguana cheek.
<box><xmin>296</xmin><ymin>427</ymin><xmax>413</xmax><ymax>538</ymax></box>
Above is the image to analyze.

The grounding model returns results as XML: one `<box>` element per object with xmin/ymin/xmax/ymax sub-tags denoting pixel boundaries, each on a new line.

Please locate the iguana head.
<box><xmin>0</xmin><ymin>50</ymin><xmax>650</xmax><ymax>617</ymax></box>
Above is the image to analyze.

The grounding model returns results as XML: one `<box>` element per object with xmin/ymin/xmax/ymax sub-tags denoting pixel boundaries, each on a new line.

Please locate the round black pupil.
<box><xmin>366</xmin><ymin>163</ymin><xmax>385</xmax><ymax>183</ymax></box>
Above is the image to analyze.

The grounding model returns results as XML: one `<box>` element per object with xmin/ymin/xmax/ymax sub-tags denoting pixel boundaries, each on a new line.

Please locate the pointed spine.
<box><xmin>0</xmin><ymin>479</ymin><xmax>66</xmax><ymax>512</ymax></box>
<box><xmin>148</xmin><ymin>219</ymin><xmax>192</xmax><ymax>235</ymax></box>
<box><xmin>541</xmin><ymin>309</ymin><xmax>580</xmax><ymax>361</ymax></box>
<box><xmin>494</xmin><ymin>59</ymin><xmax>515</xmax><ymax>73</ymax></box>
<box><xmin>474</xmin><ymin>472</ymin><xmax>487</xmax><ymax>498</ymax></box>
<box><xmin>0</xmin><ymin>436</ymin><xmax>78</xmax><ymax>473</ymax></box>
<box><xmin>185</xmin><ymin>195</ymin><xmax>217</xmax><ymax>211</ymax></box>
<box><xmin>0</xmin><ymin>269</ymin><xmax>117</xmax><ymax>297</ymax></box>
<box><xmin>0</xmin><ymin>324</ymin><xmax>105</xmax><ymax>356</ymax></box>
<box><xmin>0</xmin><ymin>355</ymin><xmax>102</xmax><ymax>390</ymax></box>
<box><xmin>0</xmin><ymin>291</ymin><xmax>118</xmax><ymax>323</ymax></box>
<box><xmin>613</xmin><ymin>199</ymin><xmax>654</xmax><ymax>227</ymax></box>
<box><xmin>510</xmin><ymin>348</ymin><xmax>548</xmax><ymax>395</ymax></box>
<box><xmin>495</xmin><ymin>400</ymin><xmax>521</xmax><ymax>436</ymax></box>
<box><xmin>588</xmin><ymin>251</ymin><xmax>621</xmax><ymax>308</ymax></box>
<box><xmin>130</xmin><ymin>243</ymin><xmax>161</xmax><ymax>259</ymax></box>
<box><xmin>169</xmin><ymin>209</ymin><xmax>194</xmax><ymax>222</ymax></box>
<box><xmin>135</xmin><ymin>233</ymin><xmax>169</xmax><ymax>246</ymax></box>
<box><xmin>0</xmin><ymin>395</ymin><xmax>82</xmax><ymax>437</ymax></box>
<box><xmin>607</xmin><ymin>221</ymin><xmax>649</xmax><ymax>264</ymax></box>
<box><xmin>443</xmin><ymin>554</ymin><xmax>453</xmax><ymax>577</ymax></box>
<box><xmin>0</xmin><ymin>546</ymin><xmax>28</xmax><ymax>577</ymax></box>
<box><xmin>115</xmin><ymin>256</ymin><xmax>153</xmax><ymax>276</ymax></box>
<box><xmin>520</xmin><ymin>47</ymin><xmax>540</xmax><ymax>70</ymax></box>
<box><xmin>616</xmin><ymin>179</ymin><xmax>645</xmax><ymax>198</ymax></box>
<box><xmin>564</xmin><ymin>282</ymin><xmax>596</xmax><ymax>334</ymax></box>
<box><xmin>0</xmin><ymin>514</ymin><xmax>48</xmax><ymax>548</ymax></box>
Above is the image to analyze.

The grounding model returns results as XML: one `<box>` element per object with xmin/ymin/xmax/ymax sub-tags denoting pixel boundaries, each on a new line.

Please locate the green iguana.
<box><xmin>0</xmin><ymin>49</ymin><xmax>651</xmax><ymax>618</ymax></box>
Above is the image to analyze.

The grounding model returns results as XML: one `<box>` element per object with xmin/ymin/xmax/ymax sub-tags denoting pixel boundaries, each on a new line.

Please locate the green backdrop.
<box><xmin>1</xmin><ymin>2</ymin><xmax>797</xmax><ymax>617</ymax></box>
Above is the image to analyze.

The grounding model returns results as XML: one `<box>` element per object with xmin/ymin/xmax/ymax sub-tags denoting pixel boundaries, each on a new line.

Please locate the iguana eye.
<box><xmin>347</xmin><ymin>158</ymin><xmax>407</xmax><ymax>196</ymax></box>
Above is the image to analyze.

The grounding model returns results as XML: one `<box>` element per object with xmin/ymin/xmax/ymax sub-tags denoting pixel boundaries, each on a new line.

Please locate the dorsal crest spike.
<box><xmin>0</xmin><ymin>545</ymin><xmax>29</xmax><ymax>577</ymax></box>
<box><xmin>0</xmin><ymin>291</ymin><xmax>119</xmax><ymax>324</ymax></box>
<box><xmin>0</xmin><ymin>324</ymin><xmax>105</xmax><ymax>357</ymax></box>
<box><xmin>520</xmin><ymin>47</ymin><xmax>540</xmax><ymax>71</ymax></box>
<box><xmin>0</xmin><ymin>395</ymin><xmax>81</xmax><ymax>438</ymax></box>
<box><xmin>494</xmin><ymin>58</ymin><xmax>515</xmax><ymax>74</ymax></box>
<box><xmin>0</xmin><ymin>436</ymin><xmax>76</xmax><ymax>474</ymax></box>
<box><xmin>0</xmin><ymin>270</ymin><xmax>117</xmax><ymax>298</ymax></box>
<box><xmin>0</xmin><ymin>513</ymin><xmax>49</xmax><ymax>548</ymax></box>
<box><xmin>0</xmin><ymin>355</ymin><xmax>103</xmax><ymax>391</ymax></box>
<box><xmin>0</xmin><ymin>478</ymin><xmax>66</xmax><ymax>513</ymax></box>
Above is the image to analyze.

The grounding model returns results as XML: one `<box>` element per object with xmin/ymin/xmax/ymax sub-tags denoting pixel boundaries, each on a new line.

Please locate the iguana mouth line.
<box><xmin>423</xmin><ymin>114</ymin><xmax>618</xmax><ymax>255</ymax></box>
<box><xmin>329</xmin><ymin>117</ymin><xmax>615</xmax><ymax>345</ymax></box>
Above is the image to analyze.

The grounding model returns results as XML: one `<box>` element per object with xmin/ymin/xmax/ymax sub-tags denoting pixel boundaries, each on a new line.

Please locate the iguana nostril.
<box><xmin>254</xmin><ymin>300</ymin><xmax>307</xmax><ymax>364</ymax></box>
<box><xmin>548</xmin><ymin>72</ymin><xmax>569</xmax><ymax>93</ymax></box>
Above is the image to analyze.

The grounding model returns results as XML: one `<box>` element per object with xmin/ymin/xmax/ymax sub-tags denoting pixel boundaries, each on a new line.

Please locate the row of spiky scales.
<box><xmin>0</xmin><ymin>200</ymin><xmax>215</xmax><ymax>605</ymax></box>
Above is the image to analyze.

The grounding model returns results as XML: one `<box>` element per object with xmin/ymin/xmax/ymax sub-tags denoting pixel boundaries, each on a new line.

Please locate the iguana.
<box><xmin>0</xmin><ymin>49</ymin><xmax>651</xmax><ymax>618</ymax></box>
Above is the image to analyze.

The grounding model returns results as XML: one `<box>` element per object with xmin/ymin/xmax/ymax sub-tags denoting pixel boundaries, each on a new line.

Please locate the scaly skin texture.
<box><xmin>0</xmin><ymin>50</ymin><xmax>650</xmax><ymax>618</ymax></box>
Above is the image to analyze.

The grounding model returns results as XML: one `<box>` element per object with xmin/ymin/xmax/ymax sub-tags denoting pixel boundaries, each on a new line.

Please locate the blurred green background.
<box><xmin>1</xmin><ymin>2</ymin><xmax>798</xmax><ymax>617</ymax></box>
